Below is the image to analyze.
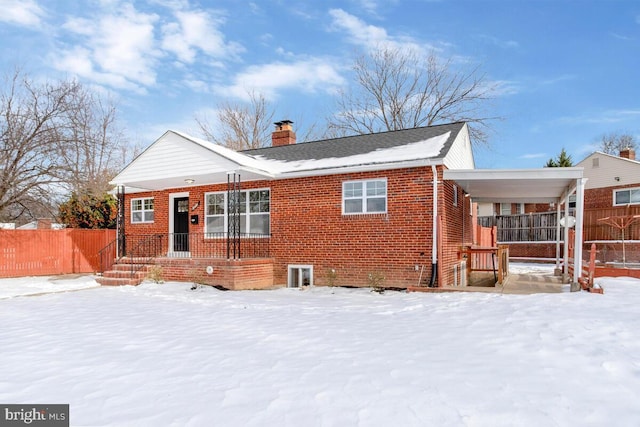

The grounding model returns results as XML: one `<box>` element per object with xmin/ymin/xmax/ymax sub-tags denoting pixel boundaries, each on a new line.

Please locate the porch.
<box><xmin>97</xmin><ymin>233</ymin><xmax>274</xmax><ymax>289</ymax></box>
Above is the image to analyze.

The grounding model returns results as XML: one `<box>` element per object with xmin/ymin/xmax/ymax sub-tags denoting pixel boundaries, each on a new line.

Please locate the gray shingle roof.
<box><xmin>242</xmin><ymin>122</ymin><xmax>465</xmax><ymax>162</ymax></box>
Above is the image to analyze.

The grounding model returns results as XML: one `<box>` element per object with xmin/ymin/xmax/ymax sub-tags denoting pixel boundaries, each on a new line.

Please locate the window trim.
<box><xmin>342</xmin><ymin>178</ymin><xmax>388</xmax><ymax>215</ymax></box>
<box><xmin>204</xmin><ymin>188</ymin><xmax>270</xmax><ymax>236</ymax></box>
<box><xmin>131</xmin><ymin>197</ymin><xmax>154</xmax><ymax>224</ymax></box>
<box><xmin>613</xmin><ymin>187</ymin><xmax>640</xmax><ymax>206</ymax></box>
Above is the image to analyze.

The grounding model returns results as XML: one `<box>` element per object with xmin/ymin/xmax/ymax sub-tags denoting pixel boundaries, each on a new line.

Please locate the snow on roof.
<box><xmin>175</xmin><ymin>129</ymin><xmax>450</xmax><ymax>175</ymax></box>
<box><xmin>252</xmin><ymin>131</ymin><xmax>450</xmax><ymax>174</ymax></box>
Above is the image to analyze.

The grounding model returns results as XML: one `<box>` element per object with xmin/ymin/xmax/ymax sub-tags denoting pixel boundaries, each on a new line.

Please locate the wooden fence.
<box><xmin>479</xmin><ymin>206</ymin><xmax>640</xmax><ymax>242</ymax></box>
<box><xmin>0</xmin><ymin>229</ymin><xmax>116</xmax><ymax>277</ymax></box>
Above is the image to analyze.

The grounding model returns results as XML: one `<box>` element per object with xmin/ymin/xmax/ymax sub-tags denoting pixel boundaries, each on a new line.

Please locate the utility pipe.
<box><xmin>429</xmin><ymin>165</ymin><xmax>439</xmax><ymax>287</ymax></box>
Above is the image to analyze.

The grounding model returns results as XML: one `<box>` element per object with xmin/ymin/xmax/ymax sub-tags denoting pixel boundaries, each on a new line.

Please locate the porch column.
<box><xmin>571</xmin><ymin>178</ymin><xmax>587</xmax><ymax>291</ymax></box>
<box><xmin>117</xmin><ymin>185</ymin><xmax>125</xmax><ymax>258</ymax></box>
<box><xmin>563</xmin><ymin>194</ymin><xmax>569</xmax><ymax>281</ymax></box>
<box><xmin>555</xmin><ymin>201</ymin><xmax>561</xmax><ymax>272</ymax></box>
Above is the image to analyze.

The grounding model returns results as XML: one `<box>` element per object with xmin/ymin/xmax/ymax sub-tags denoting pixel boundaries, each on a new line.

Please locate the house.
<box><xmin>575</xmin><ymin>148</ymin><xmax>639</xmax><ymax>209</ymax></box>
<box><xmin>103</xmin><ymin>121</ymin><xmax>476</xmax><ymax>289</ymax></box>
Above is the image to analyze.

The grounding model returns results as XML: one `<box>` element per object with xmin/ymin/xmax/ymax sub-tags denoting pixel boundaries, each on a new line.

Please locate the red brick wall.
<box><xmin>585</xmin><ymin>184</ymin><xmax>640</xmax><ymax>209</ymax></box>
<box><xmin>123</xmin><ymin>165</ymin><xmax>471</xmax><ymax>288</ymax></box>
<box><xmin>439</xmin><ymin>175</ymin><xmax>474</xmax><ymax>286</ymax></box>
<box><xmin>153</xmin><ymin>258</ymin><xmax>274</xmax><ymax>290</ymax></box>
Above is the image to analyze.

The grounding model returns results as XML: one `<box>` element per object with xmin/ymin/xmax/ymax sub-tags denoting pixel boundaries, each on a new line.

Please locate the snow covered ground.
<box><xmin>1</xmin><ymin>264</ymin><xmax>639</xmax><ymax>426</ymax></box>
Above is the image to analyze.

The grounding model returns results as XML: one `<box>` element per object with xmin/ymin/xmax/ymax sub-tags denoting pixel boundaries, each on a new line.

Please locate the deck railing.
<box><xmin>479</xmin><ymin>206</ymin><xmax>640</xmax><ymax>243</ymax></box>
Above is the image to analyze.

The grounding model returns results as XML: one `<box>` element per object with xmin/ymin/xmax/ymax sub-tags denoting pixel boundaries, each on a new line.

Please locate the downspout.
<box><xmin>429</xmin><ymin>165</ymin><xmax>439</xmax><ymax>287</ymax></box>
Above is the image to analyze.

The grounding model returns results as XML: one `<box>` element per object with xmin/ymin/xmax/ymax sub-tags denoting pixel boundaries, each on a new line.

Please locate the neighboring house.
<box><xmin>575</xmin><ymin>148</ymin><xmax>640</xmax><ymax>209</ymax></box>
<box><xmin>104</xmin><ymin>121</ymin><xmax>476</xmax><ymax>289</ymax></box>
<box><xmin>16</xmin><ymin>219</ymin><xmax>65</xmax><ymax>230</ymax></box>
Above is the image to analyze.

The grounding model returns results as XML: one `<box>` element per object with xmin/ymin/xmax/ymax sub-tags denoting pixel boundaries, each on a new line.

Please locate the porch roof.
<box><xmin>445</xmin><ymin>167</ymin><xmax>588</xmax><ymax>288</ymax></box>
<box><xmin>444</xmin><ymin>168</ymin><xmax>584</xmax><ymax>204</ymax></box>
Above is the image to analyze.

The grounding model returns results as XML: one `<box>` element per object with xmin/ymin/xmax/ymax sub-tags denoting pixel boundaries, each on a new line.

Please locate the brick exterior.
<box><xmin>123</xmin><ymin>165</ymin><xmax>473</xmax><ymax>289</ymax></box>
<box><xmin>584</xmin><ymin>184</ymin><xmax>640</xmax><ymax>209</ymax></box>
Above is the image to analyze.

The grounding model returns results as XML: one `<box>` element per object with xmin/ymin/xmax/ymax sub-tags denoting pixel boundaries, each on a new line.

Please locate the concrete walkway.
<box><xmin>500</xmin><ymin>273</ymin><xmax>567</xmax><ymax>294</ymax></box>
<box><xmin>408</xmin><ymin>272</ymin><xmax>569</xmax><ymax>295</ymax></box>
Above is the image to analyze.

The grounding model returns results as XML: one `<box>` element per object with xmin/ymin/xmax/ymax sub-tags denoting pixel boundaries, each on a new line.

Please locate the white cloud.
<box><xmin>161</xmin><ymin>9</ymin><xmax>244</xmax><ymax>64</ymax></box>
<box><xmin>556</xmin><ymin>109</ymin><xmax>640</xmax><ymax>125</ymax></box>
<box><xmin>519</xmin><ymin>153</ymin><xmax>546</xmax><ymax>159</ymax></box>
<box><xmin>0</xmin><ymin>0</ymin><xmax>45</xmax><ymax>27</ymax></box>
<box><xmin>216</xmin><ymin>58</ymin><xmax>345</xmax><ymax>101</ymax></box>
<box><xmin>476</xmin><ymin>34</ymin><xmax>519</xmax><ymax>49</ymax></box>
<box><xmin>54</xmin><ymin>3</ymin><xmax>160</xmax><ymax>90</ymax></box>
<box><xmin>328</xmin><ymin>8</ymin><xmax>432</xmax><ymax>54</ymax></box>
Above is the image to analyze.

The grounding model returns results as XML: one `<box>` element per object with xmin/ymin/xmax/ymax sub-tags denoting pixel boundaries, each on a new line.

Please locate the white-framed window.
<box><xmin>453</xmin><ymin>185</ymin><xmax>458</xmax><ymax>207</ymax></box>
<box><xmin>614</xmin><ymin>187</ymin><xmax>640</xmax><ymax>206</ymax></box>
<box><xmin>288</xmin><ymin>265</ymin><xmax>313</xmax><ymax>287</ymax></box>
<box><xmin>131</xmin><ymin>198</ymin><xmax>154</xmax><ymax>223</ymax></box>
<box><xmin>499</xmin><ymin>203</ymin><xmax>511</xmax><ymax>215</ymax></box>
<box><xmin>343</xmin><ymin>179</ymin><xmax>387</xmax><ymax>214</ymax></box>
<box><xmin>204</xmin><ymin>189</ymin><xmax>270</xmax><ymax>235</ymax></box>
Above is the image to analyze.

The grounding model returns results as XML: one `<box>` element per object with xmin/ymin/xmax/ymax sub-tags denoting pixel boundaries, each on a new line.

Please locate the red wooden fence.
<box><xmin>0</xmin><ymin>229</ymin><xmax>116</xmax><ymax>277</ymax></box>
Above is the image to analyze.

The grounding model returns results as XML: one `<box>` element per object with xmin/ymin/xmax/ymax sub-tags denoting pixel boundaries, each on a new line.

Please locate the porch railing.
<box><xmin>124</xmin><ymin>232</ymin><xmax>270</xmax><ymax>260</ymax></box>
<box><xmin>98</xmin><ymin>232</ymin><xmax>270</xmax><ymax>276</ymax></box>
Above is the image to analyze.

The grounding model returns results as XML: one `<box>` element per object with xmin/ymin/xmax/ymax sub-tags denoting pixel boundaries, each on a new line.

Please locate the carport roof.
<box><xmin>444</xmin><ymin>168</ymin><xmax>584</xmax><ymax>203</ymax></box>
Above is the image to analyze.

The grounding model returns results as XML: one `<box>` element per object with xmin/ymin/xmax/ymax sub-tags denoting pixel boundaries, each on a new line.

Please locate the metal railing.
<box><xmin>98</xmin><ymin>237</ymin><xmax>120</xmax><ymax>274</ymax></box>
<box><xmin>97</xmin><ymin>232</ymin><xmax>271</xmax><ymax>276</ymax></box>
<box><xmin>124</xmin><ymin>232</ymin><xmax>270</xmax><ymax>260</ymax></box>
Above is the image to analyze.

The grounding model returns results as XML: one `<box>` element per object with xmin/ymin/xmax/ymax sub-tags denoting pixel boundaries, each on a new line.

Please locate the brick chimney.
<box><xmin>272</xmin><ymin>120</ymin><xmax>296</xmax><ymax>147</ymax></box>
<box><xmin>620</xmin><ymin>147</ymin><xmax>636</xmax><ymax>161</ymax></box>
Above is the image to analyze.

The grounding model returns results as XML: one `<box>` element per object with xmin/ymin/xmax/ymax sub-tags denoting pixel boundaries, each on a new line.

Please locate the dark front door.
<box><xmin>173</xmin><ymin>197</ymin><xmax>189</xmax><ymax>252</ymax></box>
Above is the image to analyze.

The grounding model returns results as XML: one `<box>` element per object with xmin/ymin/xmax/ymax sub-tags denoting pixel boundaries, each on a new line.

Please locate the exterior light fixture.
<box><xmin>614</xmin><ymin>177</ymin><xmax>620</xmax><ymax>182</ymax></box>
<box><xmin>184</xmin><ymin>178</ymin><xmax>195</xmax><ymax>184</ymax></box>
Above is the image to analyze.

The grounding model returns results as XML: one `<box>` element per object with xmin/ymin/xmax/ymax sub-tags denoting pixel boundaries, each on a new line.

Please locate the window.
<box><xmin>343</xmin><ymin>179</ymin><xmax>387</xmax><ymax>214</ymax></box>
<box><xmin>514</xmin><ymin>203</ymin><xmax>524</xmax><ymax>214</ymax></box>
<box><xmin>131</xmin><ymin>198</ymin><xmax>154</xmax><ymax>223</ymax></box>
<box><xmin>614</xmin><ymin>187</ymin><xmax>640</xmax><ymax>206</ymax></box>
<box><xmin>499</xmin><ymin>203</ymin><xmax>511</xmax><ymax>215</ymax></box>
<box><xmin>205</xmin><ymin>189</ymin><xmax>270</xmax><ymax>235</ymax></box>
<box><xmin>592</xmin><ymin>157</ymin><xmax>599</xmax><ymax>168</ymax></box>
<box><xmin>453</xmin><ymin>185</ymin><xmax>458</xmax><ymax>207</ymax></box>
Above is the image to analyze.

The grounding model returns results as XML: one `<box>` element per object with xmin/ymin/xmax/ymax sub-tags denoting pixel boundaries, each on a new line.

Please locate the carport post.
<box><xmin>571</xmin><ymin>178</ymin><xmax>587</xmax><ymax>291</ymax></box>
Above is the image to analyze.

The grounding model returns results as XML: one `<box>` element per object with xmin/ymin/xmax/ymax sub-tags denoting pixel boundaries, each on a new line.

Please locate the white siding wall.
<box><xmin>577</xmin><ymin>153</ymin><xmax>640</xmax><ymax>189</ymax></box>
<box><xmin>442</xmin><ymin>124</ymin><xmax>475</xmax><ymax>170</ymax></box>
<box><xmin>115</xmin><ymin>132</ymin><xmax>239</xmax><ymax>184</ymax></box>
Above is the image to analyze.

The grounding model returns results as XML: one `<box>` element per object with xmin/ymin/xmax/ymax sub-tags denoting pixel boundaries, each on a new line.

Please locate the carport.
<box><xmin>444</xmin><ymin>168</ymin><xmax>586</xmax><ymax>290</ymax></box>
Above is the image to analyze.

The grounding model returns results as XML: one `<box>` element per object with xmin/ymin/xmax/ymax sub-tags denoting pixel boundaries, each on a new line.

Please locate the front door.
<box><xmin>173</xmin><ymin>197</ymin><xmax>189</xmax><ymax>252</ymax></box>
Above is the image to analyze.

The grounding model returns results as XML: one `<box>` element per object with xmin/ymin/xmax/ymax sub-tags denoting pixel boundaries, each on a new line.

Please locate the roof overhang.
<box><xmin>444</xmin><ymin>168</ymin><xmax>584</xmax><ymax>203</ymax></box>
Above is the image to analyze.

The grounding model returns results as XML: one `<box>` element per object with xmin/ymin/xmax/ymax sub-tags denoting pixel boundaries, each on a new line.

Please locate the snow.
<box><xmin>1</xmin><ymin>266</ymin><xmax>640</xmax><ymax>426</ymax></box>
<box><xmin>253</xmin><ymin>132</ymin><xmax>451</xmax><ymax>174</ymax></box>
<box><xmin>176</xmin><ymin>128</ymin><xmax>451</xmax><ymax>176</ymax></box>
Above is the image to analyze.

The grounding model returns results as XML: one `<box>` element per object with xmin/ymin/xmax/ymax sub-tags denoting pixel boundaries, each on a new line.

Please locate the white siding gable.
<box><xmin>576</xmin><ymin>152</ymin><xmax>640</xmax><ymax>189</ymax></box>
<box><xmin>113</xmin><ymin>131</ymin><xmax>242</xmax><ymax>188</ymax></box>
<box><xmin>442</xmin><ymin>123</ymin><xmax>475</xmax><ymax>170</ymax></box>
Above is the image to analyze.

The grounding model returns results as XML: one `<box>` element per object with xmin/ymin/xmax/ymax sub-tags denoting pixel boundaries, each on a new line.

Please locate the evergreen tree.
<box><xmin>545</xmin><ymin>148</ymin><xmax>573</xmax><ymax>167</ymax></box>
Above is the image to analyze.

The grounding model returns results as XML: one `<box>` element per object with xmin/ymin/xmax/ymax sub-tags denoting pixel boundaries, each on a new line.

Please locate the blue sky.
<box><xmin>1</xmin><ymin>0</ymin><xmax>639</xmax><ymax>169</ymax></box>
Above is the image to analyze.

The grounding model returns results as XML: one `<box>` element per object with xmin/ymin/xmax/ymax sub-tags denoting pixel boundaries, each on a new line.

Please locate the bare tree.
<box><xmin>196</xmin><ymin>90</ymin><xmax>275</xmax><ymax>150</ymax></box>
<box><xmin>598</xmin><ymin>132</ymin><xmax>638</xmax><ymax>155</ymax></box>
<box><xmin>56</xmin><ymin>87</ymin><xmax>127</xmax><ymax>196</ymax></box>
<box><xmin>0</xmin><ymin>69</ymin><xmax>129</xmax><ymax>224</ymax></box>
<box><xmin>0</xmin><ymin>70</ymin><xmax>79</xmax><ymax>222</ymax></box>
<box><xmin>328</xmin><ymin>47</ymin><xmax>498</xmax><ymax>144</ymax></box>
